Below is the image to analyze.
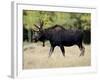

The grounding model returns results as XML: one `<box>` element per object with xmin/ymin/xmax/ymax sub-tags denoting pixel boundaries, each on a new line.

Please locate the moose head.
<box><xmin>32</xmin><ymin>20</ymin><xmax>45</xmax><ymax>47</ymax></box>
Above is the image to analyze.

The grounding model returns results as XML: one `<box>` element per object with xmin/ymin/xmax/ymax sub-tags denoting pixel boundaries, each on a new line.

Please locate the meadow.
<box><xmin>23</xmin><ymin>42</ymin><xmax>91</xmax><ymax>69</ymax></box>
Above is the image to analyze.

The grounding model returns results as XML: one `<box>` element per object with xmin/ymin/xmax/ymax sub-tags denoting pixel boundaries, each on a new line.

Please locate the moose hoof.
<box><xmin>79</xmin><ymin>53</ymin><xmax>84</xmax><ymax>56</ymax></box>
<box><xmin>63</xmin><ymin>55</ymin><xmax>66</xmax><ymax>58</ymax></box>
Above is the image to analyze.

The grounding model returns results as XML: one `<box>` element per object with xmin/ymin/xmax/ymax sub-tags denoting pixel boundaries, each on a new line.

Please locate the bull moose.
<box><xmin>32</xmin><ymin>20</ymin><xmax>85</xmax><ymax>57</ymax></box>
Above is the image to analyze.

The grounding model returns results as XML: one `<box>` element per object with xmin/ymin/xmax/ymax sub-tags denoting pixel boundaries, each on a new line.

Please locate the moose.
<box><xmin>32</xmin><ymin>20</ymin><xmax>85</xmax><ymax>57</ymax></box>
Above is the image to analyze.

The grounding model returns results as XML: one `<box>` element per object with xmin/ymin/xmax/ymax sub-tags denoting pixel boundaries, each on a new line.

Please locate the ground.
<box><xmin>23</xmin><ymin>42</ymin><xmax>91</xmax><ymax>69</ymax></box>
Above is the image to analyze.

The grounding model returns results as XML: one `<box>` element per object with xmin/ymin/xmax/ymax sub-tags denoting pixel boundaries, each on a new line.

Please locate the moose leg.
<box><xmin>78</xmin><ymin>44</ymin><xmax>85</xmax><ymax>56</ymax></box>
<box><xmin>60</xmin><ymin>45</ymin><xmax>65</xmax><ymax>57</ymax></box>
<box><xmin>48</xmin><ymin>46</ymin><xmax>55</xmax><ymax>57</ymax></box>
<box><xmin>42</xmin><ymin>41</ymin><xmax>45</xmax><ymax>47</ymax></box>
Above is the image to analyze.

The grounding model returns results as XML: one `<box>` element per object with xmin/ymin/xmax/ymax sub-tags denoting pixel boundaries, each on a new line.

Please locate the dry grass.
<box><xmin>23</xmin><ymin>42</ymin><xmax>91</xmax><ymax>69</ymax></box>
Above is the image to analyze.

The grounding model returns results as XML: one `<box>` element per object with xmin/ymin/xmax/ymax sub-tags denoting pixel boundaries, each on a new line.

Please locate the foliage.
<box><xmin>23</xmin><ymin>10</ymin><xmax>91</xmax><ymax>30</ymax></box>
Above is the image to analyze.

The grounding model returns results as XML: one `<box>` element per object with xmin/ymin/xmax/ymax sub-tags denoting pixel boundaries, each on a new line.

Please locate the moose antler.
<box><xmin>39</xmin><ymin>19</ymin><xmax>44</xmax><ymax>29</ymax></box>
<box><xmin>32</xmin><ymin>24</ymin><xmax>39</xmax><ymax>32</ymax></box>
<box><xmin>34</xmin><ymin>19</ymin><xmax>44</xmax><ymax>31</ymax></box>
<box><xmin>32</xmin><ymin>29</ymin><xmax>38</xmax><ymax>32</ymax></box>
<box><xmin>34</xmin><ymin>24</ymin><xmax>40</xmax><ymax>29</ymax></box>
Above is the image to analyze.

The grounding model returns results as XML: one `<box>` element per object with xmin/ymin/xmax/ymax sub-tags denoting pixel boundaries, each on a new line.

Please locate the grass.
<box><xmin>23</xmin><ymin>42</ymin><xmax>91</xmax><ymax>69</ymax></box>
